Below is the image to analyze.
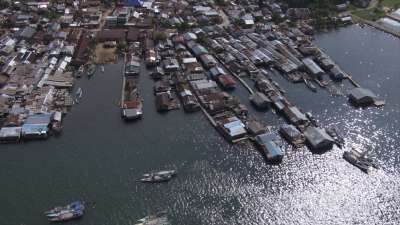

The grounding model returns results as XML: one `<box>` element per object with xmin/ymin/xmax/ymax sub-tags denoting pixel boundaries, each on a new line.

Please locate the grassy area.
<box><xmin>381</xmin><ymin>0</ymin><xmax>400</xmax><ymax>8</ymax></box>
<box><xmin>351</xmin><ymin>8</ymin><xmax>386</xmax><ymax>21</ymax></box>
<box><xmin>349</xmin><ymin>0</ymin><xmax>400</xmax><ymax>21</ymax></box>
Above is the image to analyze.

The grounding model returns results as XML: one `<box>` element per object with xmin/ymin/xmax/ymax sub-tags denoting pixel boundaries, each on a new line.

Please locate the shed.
<box><xmin>304</xmin><ymin>126</ymin><xmax>334</xmax><ymax>150</ymax></box>
<box><xmin>250</xmin><ymin>92</ymin><xmax>271</xmax><ymax>109</ymax></box>
<box><xmin>222</xmin><ymin>119</ymin><xmax>247</xmax><ymax>139</ymax></box>
<box><xmin>209</xmin><ymin>66</ymin><xmax>226</xmax><ymax>79</ymax></box>
<box><xmin>183</xmin><ymin>32</ymin><xmax>197</xmax><ymax>42</ymax></box>
<box><xmin>246</xmin><ymin>120</ymin><xmax>266</xmax><ymax>135</ymax></box>
<box><xmin>255</xmin><ymin>132</ymin><xmax>284</xmax><ymax>162</ymax></box>
<box><xmin>19</xmin><ymin>27</ymin><xmax>36</xmax><ymax>40</ymax></box>
<box><xmin>200</xmin><ymin>54</ymin><xmax>218</xmax><ymax>69</ymax></box>
<box><xmin>348</xmin><ymin>87</ymin><xmax>377</xmax><ymax>106</ymax></box>
<box><xmin>190</xmin><ymin>44</ymin><xmax>208</xmax><ymax>56</ymax></box>
<box><xmin>302</xmin><ymin>57</ymin><xmax>324</xmax><ymax>77</ymax></box>
<box><xmin>0</xmin><ymin>127</ymin><xmax>22</xmax><ymax>142</ymax></box>
<box><xmin>217</xmin><ymin>74</ymin><xmax>236</xmax><ymax>90</ymax></box>
<box><xmin>97</xmin><ymin>29</ymin><xmax>126</xmax><ymax>42</ymax></box>
<box><xmin>283</xmin><ymin>106</ymin><xmax>308</xmax><ymax>126</ymax></box>
<box><xmin>127</xmin><ymin>28</ymin><xmax>139</xmax><ymax>42</ymax></box>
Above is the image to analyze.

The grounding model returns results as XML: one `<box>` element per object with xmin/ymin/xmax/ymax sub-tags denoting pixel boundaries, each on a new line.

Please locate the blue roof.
<box><xmin>264</xmin><ymin>141</ymin><xmax>282</xmax><ymax>157</ymax></box>
<box><xmin>124</xmin><ymin>0</ymin><xmax>143</xmax><ymax>6</ymax></box>
<box><xmin>25</xmin><ymin>113</ymin><xmax>52</xmax><ymax>125</ymax></box>
<box><xmin>21</xmin><ymin>124</ymin><xmax>49</xmax><ymax>134</ymax></box>
<box><xmin>256</xmin><ymin>133</ymin><xmax>283</xmax><ymax>158</ymax></box>
<box><xmin>223</xmin><ymin>120</ymin><xmax>244</xmax><ymax>129</ymax></box>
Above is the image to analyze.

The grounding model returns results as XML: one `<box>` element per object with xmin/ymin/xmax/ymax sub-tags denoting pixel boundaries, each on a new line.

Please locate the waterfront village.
<box><xmin>0</xmin><ymin>0</ymin><xmax>396</xmax><ymax>222</ymax></box>
<box><xmin>0</xmin><ymin>0</ymin><xmax>391</xmax><ymax>154</ymax></box>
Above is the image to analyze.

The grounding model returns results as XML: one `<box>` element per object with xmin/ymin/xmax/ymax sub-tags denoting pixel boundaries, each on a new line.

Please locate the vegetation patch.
<box><xmin>381</xmin><ymin>0</ymin><xmax>400</xmax><ymax>8</ymax></box>
<box><xmin>351</xmin><ymin>8</ymin><xmax>386</xmax><ymax>21</ymax></box>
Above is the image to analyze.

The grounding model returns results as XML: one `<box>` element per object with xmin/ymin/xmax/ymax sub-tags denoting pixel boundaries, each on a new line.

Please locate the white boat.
<box><xmin>75</xmin><ymin>87</ymin><xmax>83</xmax><ymax>99</ymax></box>
<box><xmin>140</xmin><ymin>170</ymin><xmax>177</xmax><ymax>183</ymax></box>
<box><xmin>101</xmin><ymin>65</ymin><xmax>105</xmax><ymax>72</ymax></box>
<box><xmin>304</xmin><ymin>78</ymin><xmax>317</xmax><ymax>92</ymax></box>
<box><xmin>142</xmin><ymin>170</ymin><xmax>176</xmax><ymax>177</ymax></box>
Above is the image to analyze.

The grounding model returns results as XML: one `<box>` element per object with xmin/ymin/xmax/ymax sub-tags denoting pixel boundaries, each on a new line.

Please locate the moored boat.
<box><xmin>326</xmin><ymin>127</ymin><xmax>345</xmax><ymax>147</ymax></box>
<box><xmin>48</xmin><ymin>210</ymin><xmax>84</xmax><ymax>222</ymax></box>
<box><xmin>343</xmin><ymin>148</ymin><xmax>378</xmax><ymax>173</ymax></box>
<box><xmin>140</xmin><ymin>170</ymin><xmax>177</xmax><ymax>183</ymax></box>
<box><xmin>305</xmin><ymin>111</ymin><xmax>319</xmax><ymax>127</ymax></box>
<box><xmin>304</xmin><ymin>78</ymin><xmax>317</xmax><ymax>92</ymax></box>
<box><xmin>44</xmin><ymin>201</ymin><xmax>85</xmax><ymax>221</ymax></box>
<box><xmin>76</xmin><ymin>65</ymin><xmax>84</xmax><ymax>78</ymax></box>
<box><xmin>142</xmin><ymin>170</ymin><xmax>176</xmax><ymax>177</ymax></box>
<box><xmin>135</xmin><ymin>213</ymin><xmax>171</xmax><ymax>225</ymax></box>
<box><xmin>75</xmin><ymin>87</ymin><xmax>82</xmax><ymax>99</ymax></box>
<box><xmin>87</xmin><ymin>64</ymin><xmax>96</xmax><ymax>77</ymax></box>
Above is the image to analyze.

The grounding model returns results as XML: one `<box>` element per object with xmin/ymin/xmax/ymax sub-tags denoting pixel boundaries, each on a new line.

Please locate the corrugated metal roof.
<box><xmin>0</xmin><ymin>127</ymin><xmax>22</xmax><ymax>138</ymax></box>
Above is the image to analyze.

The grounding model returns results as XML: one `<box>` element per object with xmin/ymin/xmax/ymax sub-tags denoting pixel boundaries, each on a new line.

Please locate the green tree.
<box><xmin>176</xmin><ymin>22</ymin><xmax>190</xmax><ymax>31</ymax></box>
<box><xmin>153</xmin><ymin>31</ymin><xmax>167</xmax><ymax>42</ymax></box>
<box><xmin>116</xmin><ymin>41</ymin><xmax>127</xmax><ymax>53</ymax></box>
<box><xmin>214</xmin><ymin>0</ymin><xmax>226</xmax><ymax>6</ymax></box>
<box><xmin>44</xmin><ymin>10</ymin><xmax>61</xmax><ymax>20</ymax></box>
<box><xmin>271</xmin><ymin>12</ymin><xmax>284</xmax><ymax>24</ymax></box>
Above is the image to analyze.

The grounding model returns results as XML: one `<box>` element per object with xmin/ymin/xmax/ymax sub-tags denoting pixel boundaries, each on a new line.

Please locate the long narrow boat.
<box><xmin>48</xmin><ymin>210</ymin><xmax>84</xmax><ymax>222</ymax></box>
<box><xmin>76</xmin><ymin>65</ymin><xmax>84</xmax><ymax>78</ymax></box>
<box><xmin>304</xmin><ymin>78</ymin><xmax>317</xmax><ymax>92</ymax></box>
<box><xmin>44</xmin><ymin>201</ymin><xmax>85</xmax><ymax>222</ymax></box>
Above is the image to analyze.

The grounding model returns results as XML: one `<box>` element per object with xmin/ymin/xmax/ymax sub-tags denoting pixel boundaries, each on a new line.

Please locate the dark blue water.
<box><xmin>0</xmin><ymin>25</ymin><xmax>399</xmax><ymax>225</ymax></box>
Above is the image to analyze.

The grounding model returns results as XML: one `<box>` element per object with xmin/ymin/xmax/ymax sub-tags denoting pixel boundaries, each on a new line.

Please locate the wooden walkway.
<box><xmin>354</xmin><ymin>16</ymin><xmax>400</xmax><ymax>39</ymax></box>
<box><xmin>120</xmin><ymin>54</ymin><xmax>126</xmax><ymax>108</ymax></box>
<box><xmin>216</xmin><ymin>57</ymin><xmax>255</xmax><ymax>95</ymax></box>
<box><xmin>200</xmin><ymin>106</ymin><xmax>217</xmax><ymax>127</ymax></box>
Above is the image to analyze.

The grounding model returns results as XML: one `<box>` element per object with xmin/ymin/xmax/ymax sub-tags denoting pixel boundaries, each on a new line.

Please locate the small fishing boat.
<box><xmin>45</xmin><ymin>201</ymin><xmax>85</xmax><ymax>222</ymax></box>
<box><xmin>325</xmin><ymin>127</ymin><xmax>345</xmax><ymax>148</ymax></box>
<box><xmin>343</xmin><ymin>148</ymin><xmax>378</xmax><ymax>173</ymax></box>
<box><xmin>305</xmin><ymin>111</ymin><xmax>319</xmax><ymax>127</ymax></box>
<box><xmin>75</xmin><ymin>87</ymin><xmax>82</xmax><ymax>99</ymax></box>
<box><xmin>87</xmin><ymin>64</ymin><xmax>96</xmax><ymax>77</ymax></box>
<box><xmin>76</xmin><ymin>66</ymin><xmax>84</xmax><ymax>78</ymax></box>
<box><xmin>51</xmin><ymin>121</ymin><xmax>62</xmax><ymax>135</ymax></box>
<box><xmin>135</xmin><ymin>213</ymin><xmax>171</xmax><ymax>225</ymax></box>
<box><xmin>48</xmin><ymin>210</ymin><xmax>84</xmax><ymax>222</ymax></box>
<box><xmin>304</xmin><ymin>78</ymin><xmax>317</xmax><ymax>92</ymax></box>
<box><xmin>140</xmin><ymin>170</ymin><xmax>177</xmax><ymax>183</ymax></box>
<box><xmin>142</xmin><ymin>170</ymin><xmax>176</xmax><ymax>177</ymax></box>
<box><xmin>101</xmin><ymin>65</ymin><xmax>105</xmax><ymax>72</ymax></box>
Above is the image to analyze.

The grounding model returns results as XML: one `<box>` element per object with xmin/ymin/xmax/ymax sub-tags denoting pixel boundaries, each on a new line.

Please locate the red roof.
<box><xmin>123</xmin><ymin>100</ymin><xmax>141</xmax><ymax>109</ymax></box>
<box><xmin>218</xmin><ymin>74</ymin><xmax>236</xmax><ymax>87</ymax></box>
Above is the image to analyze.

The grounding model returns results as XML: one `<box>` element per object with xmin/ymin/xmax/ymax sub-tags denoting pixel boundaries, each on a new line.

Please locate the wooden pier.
<box><xmin>353</xmin><ymin>16</ymin><xmax>400</xmax><ymax>39</ymax></box>
<box><xmin>200</xmin><ymin>105</ymin><xmax>217</xmax><ymax>127</ymax></box>
<box><xmin>343</xmin><ymin>72</ymin><xmax>361</xmax><ymax>88</ymax></box>
<box><xmin>120</xmin><ymin>54</ymin><xmax>127</xmax><ymax>107</ymax></box>
<box><xmin>231</xmin><ymin>72</ymin><xmax>255</xmax><ymax>95</ymax></box>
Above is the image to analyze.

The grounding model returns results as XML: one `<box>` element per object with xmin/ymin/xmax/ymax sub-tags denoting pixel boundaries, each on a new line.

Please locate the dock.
<box><xmin>199</xmin><ymin>105</ymin><xmax>217</xmax><ymax>127</ymax></box>
<box><xmin>120</xmin><ymin>54</ymin><xmax>127</xmax><ymax>107</ymax></box>
<box><xmin>343</xmin><ymin>71</ymin><xmax>361</xmax><ymax>88</ymax></box>
<box><xmin>231</xmin><ymin>72</ymin><xmax>255</xmax><ymax>95</ymax></box>
<box><xmin>354</xmin><ymin>16</ymin><xmax>400</xmax><ymax>39</ymax></box>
